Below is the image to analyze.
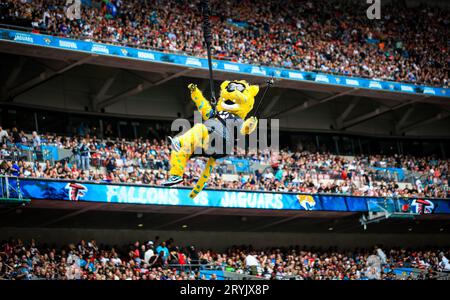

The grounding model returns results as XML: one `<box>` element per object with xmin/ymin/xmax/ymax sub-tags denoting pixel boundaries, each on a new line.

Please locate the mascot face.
<box><xmin>217</xmin><ymin>80</ymin><xmax>259</xmax><ymax>119</ymax></box>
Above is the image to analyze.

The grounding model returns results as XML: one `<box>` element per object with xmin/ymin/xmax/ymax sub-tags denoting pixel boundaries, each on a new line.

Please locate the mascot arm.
<box><xmin>240</xmin><ymin>116</ymin><xmax>258</xmax><ymax>135</ymax></box>
<box><xmin>188</xmin><ymin>83</ymin><xmax>214</xmax><ymax>121</ymax></box>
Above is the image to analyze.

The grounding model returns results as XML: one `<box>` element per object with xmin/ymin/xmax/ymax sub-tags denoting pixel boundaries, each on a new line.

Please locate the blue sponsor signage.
<box><xmin>7</xmin><ymin>178</ymin><xmax>450</xmax><ymax>214</ymax></box>
<box><xmin>0</xmin><ymin>29</ymin><xmax>448</xmax><ymax>98</ymax></box>
<box><xmin>219</xmin><ymin>158</ymin><xmax>250</xmax><ymax>173</ymax></box>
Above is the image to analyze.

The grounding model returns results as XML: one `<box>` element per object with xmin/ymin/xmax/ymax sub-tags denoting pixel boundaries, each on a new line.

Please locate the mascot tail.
<box><xmin>189</xmin><ymin>157</ymin><xmax>216</xmax><ymax>199</ymax></box>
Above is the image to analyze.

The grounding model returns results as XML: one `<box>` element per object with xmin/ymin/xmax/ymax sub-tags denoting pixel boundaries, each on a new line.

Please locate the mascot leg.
<box><xmin>163</xmin><ymin>124</ymin><xmax>209</xmax><ymax>186</ymax></box>
<box><xmin>169</xmin><ymin>150</ymin><xmax>190</xmax><ymax>177</ymax></box>
<box><xmin>189</xmin><ymin>157</ymin><xmax>215</xmax><ymax>199</ymax></box>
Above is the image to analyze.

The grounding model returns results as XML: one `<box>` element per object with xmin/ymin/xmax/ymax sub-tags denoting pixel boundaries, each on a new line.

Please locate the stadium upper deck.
<box><xmin>0</xmin><ymin>0</ymin><xmax>449</xmax><ymax>136</ymax></box>
<box><xmin>0</xmin><ymin>0</ymin><xmax>448</xmax><ymax>87</ymax></box>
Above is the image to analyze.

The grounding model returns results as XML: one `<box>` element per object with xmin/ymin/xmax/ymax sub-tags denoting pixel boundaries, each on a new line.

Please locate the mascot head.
<box><xmin>217</xmin><ymin>80</ymin><xmax>259</xmax><ymax>119</ymax></box>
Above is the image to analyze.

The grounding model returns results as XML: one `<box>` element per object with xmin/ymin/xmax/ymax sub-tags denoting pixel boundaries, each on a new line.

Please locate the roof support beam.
<box><xmin>400</xmin><ymin>111</ymin><xmax>450</xmax><ymax>133</ymax></box>
<box><xmin>394</xmin><ymin>106</ymin><xmax>415</xmax><ymax>134</ymax></box>
<box><xmin>268</xmin><ymin>88</ymin><xmax>358</xmax><ymax>118</ymax></box>
<box><xmin>248</xmin><ymin>215</ymin><xmax>303</xmax><ymax>231</ymax></box>
<box><xmin>4</xmin><ymin>55</ymin><xmax>94</xmax><ymax>102</ymax></box>
<box><xmin>335</xmin><ymin>98</ymin><xmax>360</xmax><ymax>130</ymax></box>
<box><xmin>261</xmin><ymin>91</ymin><xmax>283</xmax><ymax>117</ymax></box>
<box><xmin>152</xmin><ymin>208</ymin><xmax>216</xmax><ymax>230</ymax></box>
<box><xmin>39</xmin><ymin>203</ymin><xmax>106</xmax><ymax>227</ymax></box>
<box><xmin>341</xmin><ymin>97</ymin><xmax>427</xmax><ymax>130</ymax></box>
<box><xmin>341</xmin><ymin>105</ymin><xmax>386</xmax><ymax>129</ymax></box>
<box><xmin>96</xmin><ymin>68</ymin><xmax>192</xmax><ymax>109</ymax></box>
<box><xmin>91</xmin><ymin>70</ymin><xmax>120</xmax><ymax>110</ymax></box>
<box><xmin>94</xmin><ymin>72</ymin><xmax>119</xmax><ymax>102</ymax></box>
<box><xmin>1</xmin><ymin>57</ymin><xmax>26</xmax><ymax>100</ymax></box>
<box><xmin>4</xmin><ymin>57</ymin><xmax>26</xmax><ymax>90</ymax></box>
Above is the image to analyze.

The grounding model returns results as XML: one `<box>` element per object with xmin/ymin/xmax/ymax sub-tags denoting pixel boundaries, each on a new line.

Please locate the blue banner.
<box><xmin>371</xmin><ymin>167</ymin><xmax>405</xmax><ymax>181</ymax></box>
<box><xmin>8</xmin><ymin>178</ymin><xmax>450</xmax><ymax>214</ymax></box>
<box><xmin>220</xmin><ymin>158</ymin><xmax>250</xmax><ymax>173</ymax></box>
<box><xmin>16</xmin><ymin>144</ymin><xmax>59</xmax><ymax>161</ymax></box>
<box><xmin>0</xmin><ymin>29</ymin><xmax>448</xmax><ymax>98</ymax></box>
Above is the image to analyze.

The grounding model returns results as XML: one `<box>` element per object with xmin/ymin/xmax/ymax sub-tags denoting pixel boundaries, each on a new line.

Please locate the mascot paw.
<box><xmin>188</xmin><ymin>83</ymin><xmax>198</xmax><ymax>92</ymax></box>
<box><xmin>241</xmin><ymin>117</ymin><xmax>258</xmax><ymax>135</ymax></box>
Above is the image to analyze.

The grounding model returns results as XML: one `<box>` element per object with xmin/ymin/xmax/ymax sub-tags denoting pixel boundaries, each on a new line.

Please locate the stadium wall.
<box><xmin>12</xmin><ymin>74</ymin><xmax>186</xmax><ymax>120</ymax></box>
<box><xmin>2</xmin><ymin>227</ymin><xmax>449</xmax><ymax>250</ymax></box>
<box><xmin>11</xmin><ymin>81</ymin><xmax>450</xmax><ymax>138</ymax></box>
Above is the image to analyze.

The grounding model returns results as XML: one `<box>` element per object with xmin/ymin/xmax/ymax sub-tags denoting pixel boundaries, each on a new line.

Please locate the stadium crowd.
<box><xmin>1</xmin><ymin>238</ymin><xmax>449</xmax><ymax>280</ymax></box>
<box><xmin>0</xmin><ymin>126</ymin><xmax>449</xmax><ymax>199</ymax></box>
<box><xmin>0</xmin><ymin>0</ymin><xmax>448</xmax><ymax>87</ymax></box>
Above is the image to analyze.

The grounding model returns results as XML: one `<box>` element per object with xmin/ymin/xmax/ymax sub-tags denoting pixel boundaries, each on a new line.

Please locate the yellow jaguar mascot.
<box><xmin>163</xmin><ymin>80</ymin><xmax>259</xmax><ymax>197</ymax></box>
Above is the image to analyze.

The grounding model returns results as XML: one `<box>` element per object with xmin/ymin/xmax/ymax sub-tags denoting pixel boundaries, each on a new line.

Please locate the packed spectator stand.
<box><xmin>1</xmin><ymin>238</ymin><xmax>450</xmax><ymax>280</ymax></box>
<box><xmin>0</xmin><ymin>0</ymin><xmax>448</xmax><ymax>87</ymax></box>
<box><xmin>0</xmin><ymin>126</ymin><xmax>448</xmax><ymax>199</ymax></box>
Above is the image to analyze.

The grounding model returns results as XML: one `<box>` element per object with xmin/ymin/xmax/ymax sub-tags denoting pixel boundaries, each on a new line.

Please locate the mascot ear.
<box><xmin>220</xmin><ymin>81</ymin><xmax>230</xmax><ymax>91</ymax></box>
<box><xmin>248</xmin><ymin>85</ymin><xmax>260</xmax><ymax>97</ymax></box>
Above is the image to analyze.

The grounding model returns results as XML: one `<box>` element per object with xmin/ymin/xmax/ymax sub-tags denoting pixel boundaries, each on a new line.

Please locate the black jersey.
<box><xmin>203</xmin><ymin>110</ymin><xmax>245</xmax><ymax>159</ymax></box>
<box><xmin>216</xmin><ymin>110</ymin><xmax>240</xmax><ymax>122</ymax></box>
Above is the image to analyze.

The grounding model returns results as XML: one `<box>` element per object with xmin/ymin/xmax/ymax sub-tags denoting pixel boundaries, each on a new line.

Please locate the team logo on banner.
<box><xmin>120</xmin><ymin>48</ymin><xmax>128</xmax><ymax>56</ymax></box>
<box><xmin>44</xmin><ymin>37</ymin><xmax>52</xmax><ymax>45</ymax></box>
<box><xmin>297</xmin><ymin>195</ymin><xmax>316</xmax><ymax>210</ymax></box>
<box><xmin>65</xmin><ymin>183</ymin><xmax>88</xmax><ymax>201</ymax></box>
<box><xmin>410</xmin><ymin>199</ymin><xmax>435</xmax><ymax>214</ymax></box>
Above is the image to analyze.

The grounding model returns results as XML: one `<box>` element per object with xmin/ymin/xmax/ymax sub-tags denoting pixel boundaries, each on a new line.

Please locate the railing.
<box><xmin>0</xmin><ymin>175</ymin><xmax>30</xmax><ymax>204</ymax></box>
<box><xmin>393</xmin><ymin>268</ymin><xmax>450</xmax><ymax>280</ymax></box>
<box><xmin>0</xmin><ymin>142</ymin><xmax>55</xmax><ymax>163</ymax></box>
<box><xmin>168</xmin><ymin>263</ymin><xmax>222</xmax><ymax>271</ymax></box>
<box><xmin>169</xmin><ymin>263</ymin><xmax>450</xmax><ymax>280</ymax></box>
<box><xmin>167</xmin><ymin>263</ymin><xmax>268</xmax><ymax>280</ymax></box>
<box><xmin>0</xmin><ymin>23</ymin><xmax>225</xmax><ymax>63</ymax></box>
<box><xmin>252</xmin><ymin>162</ymin><xmax>442</xmax><ymax>188</ymax></box>
<box><xmin>1</xmin><ymin>141</ymin><xmax>427</xmax><ymax>184</ymax></box>
<box><xmin>0</xmin><ymin>140</ymin><xmax>240</xmax><ymax>175</ymax></box>
<box><xmin>222</xmin><ymin>271</ymin><xmax>268</xmax><ymax>280</ymax></box>
<box><xmin>436</xmin><ymin>271</ymin><xmax>450</xmax><ymax>280</ymax></box>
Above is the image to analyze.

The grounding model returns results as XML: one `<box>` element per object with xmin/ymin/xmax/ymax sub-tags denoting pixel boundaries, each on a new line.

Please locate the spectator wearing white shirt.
<box><xmin>262</xmin><ymin>169</ymin><xmax>274</xmax><ymax>180</ymax></box>
<box><xmin>439</xmin><ymin>252</ymin><xmax>450</xmax><ymax>272</ymax></box>
<box><xmin>111</xmin><ymin>253</ymin><xmax>122</xmax><ymax>266</ymax></box>
<box><xmin>0</xmin><ymin>144</ymin><xmax>10</xmax><ymax>158</ymax></box>
<box><xmin>375</xmin><ymin>246</ymin><xmax>387</xmax><ymax>265</ymax></box>
<box><xmin>0</xmin><ymin>126</ymin><xmax>9</xmax><ymax>145</ymax></box>
<box><xmin>366</xmin><ymin>250</ymin><xmax>382</xmax><ymax>280</ymax></box>
<box><xmin>245</xmin><ymin>251</ymin><xmax>259</xmax><ymax>276</ymax></box>
<box><xmin>31</xmin><ymin>131</ymin><xmax>41</xmax><ymax>149</ymax></box>
<box><xmin>144</xmin><ymin>241</ymin><xmax>155</xmax><ymax>264</ymax></box>
<box><xmin>415</xmin><ymin>177</ymin><xmax>423</xmax><ymax>193</ymax></box>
